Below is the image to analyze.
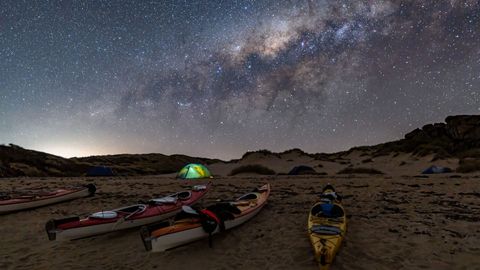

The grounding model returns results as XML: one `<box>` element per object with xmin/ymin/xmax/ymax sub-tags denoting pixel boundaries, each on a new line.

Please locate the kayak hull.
<box><xmin>142</xmin><ymin>184</ymin><xmax>270</xmax><ymax>252</ymax></box>
<box><xmin>0</xmin><ymin>184</ymin><xmax>96</xmax><ymax>214</ymax></box>
<box><xmin>47</xmin><ymin>211</ymin><xmax>177</xmax><ymax>240</ymax></box>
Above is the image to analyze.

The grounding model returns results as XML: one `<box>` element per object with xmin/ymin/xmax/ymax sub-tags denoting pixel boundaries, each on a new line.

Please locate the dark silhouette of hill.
<box><xmin>1</xmin><ymin>115</ymin><xmax>479</xmax><ymax>177</ymax></box>
<box><xmin>0</xmin><ymin>144</ymin><xmax>88</xmax><ymax>177</ymax></box>
<box><xmin>0</xmin><ymin>144</ymin><xmax>221</xmax><ymax>177</ymax></box>
<box><xmin>73</xmin><ymin>154</ymin><xmax>222</xmax><ymax>176</ymax></box>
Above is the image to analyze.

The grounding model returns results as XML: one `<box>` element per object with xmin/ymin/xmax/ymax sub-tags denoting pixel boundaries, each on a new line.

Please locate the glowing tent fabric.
<box><xmin>177</xmin><ymin>164</ymin><xmax>212</xmax><ymax>179</ymax></box>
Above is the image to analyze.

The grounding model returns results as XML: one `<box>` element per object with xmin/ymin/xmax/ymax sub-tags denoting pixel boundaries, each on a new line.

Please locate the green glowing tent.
<box><xmin>176</xmin><ymin>163</ymin><xmax>212</xmax><ymax>179</ymax></box>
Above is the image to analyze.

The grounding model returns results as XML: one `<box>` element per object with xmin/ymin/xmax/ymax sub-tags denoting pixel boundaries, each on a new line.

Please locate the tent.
<box><xmin>421</xmin><ymin>165</ymin><xmax>452</xmax><ymax>174</ymax></box>
<box><xmin>288</xmin><ymin>165</ymin><xmax>317</xmax><ymax>175</ymax></box>
<box><xmin>177</xmin><ymin>163</ymin><xmax>212</xmax><ymax>179</ymax></box>
<box><xmin>86</xmin><ymin>166</ymin><xmax>114</xmax><ymax>177</ymax></box>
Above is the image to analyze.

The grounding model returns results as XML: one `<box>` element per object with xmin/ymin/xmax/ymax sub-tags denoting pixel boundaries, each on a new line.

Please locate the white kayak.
<box><xmin>0</xmin><ymin>184</ymin><xmax>96</xmax><ymax>214</ymax></box>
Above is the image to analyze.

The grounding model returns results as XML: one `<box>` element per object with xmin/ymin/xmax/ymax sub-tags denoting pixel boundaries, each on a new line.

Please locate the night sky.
<box><xmin>1</xmin><ymin>1</ymin><xmax>479</xmax><ymax>159</ymax></box>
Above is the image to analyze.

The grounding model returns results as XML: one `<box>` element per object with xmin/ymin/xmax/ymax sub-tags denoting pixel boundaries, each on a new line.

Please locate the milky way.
<box><xmin>1</xmin><ymin>1</ymin><xmax>479</xmax><ymax>159</ymax></box>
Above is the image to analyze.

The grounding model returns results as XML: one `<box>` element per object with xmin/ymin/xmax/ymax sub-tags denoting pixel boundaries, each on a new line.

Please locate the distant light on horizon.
<box><xmin>33</xmin><ymin>144</ymin><xmax>110</xmax><ymax>158</ymax></box>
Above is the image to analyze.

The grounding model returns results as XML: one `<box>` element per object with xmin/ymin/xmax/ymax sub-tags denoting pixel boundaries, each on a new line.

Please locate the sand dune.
<box><xmin>1</xmin><ymin>175</ymin><xmax>479</xmax><ymax>270</ymax></box>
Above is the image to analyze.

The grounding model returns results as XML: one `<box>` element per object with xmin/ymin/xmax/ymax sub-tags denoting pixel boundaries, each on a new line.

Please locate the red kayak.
<box><xmin>0</xmin><ymin>184</ymin><xmax>96</xmax><ymax>214</ymax></box>
<box><xmin>46</xmin><ymin>183</ymin><xmax>210</xmax><ymax>240</ymax></box>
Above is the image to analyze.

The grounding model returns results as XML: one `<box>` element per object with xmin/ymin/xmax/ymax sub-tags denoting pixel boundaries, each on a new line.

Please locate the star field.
<box><xmin>1</xmin><ymin>0</ymin><xmax>479</xmax><ymax>159</ymax></box>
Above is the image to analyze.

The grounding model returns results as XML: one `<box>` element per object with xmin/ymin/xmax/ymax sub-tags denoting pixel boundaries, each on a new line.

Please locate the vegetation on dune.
<box><xmin>456</xmin><ymin>159</ymin><xmax>480</xmax><ymax>173</ymax></box>
<box><xmin>241</xmin><ymin>148</ymin><xmax>335</xmax><ymax>162</ymax></box>
<box><xmin>337</xmin><ymin>167</ymin><xmax>384</xmax><ymax>175</ymax></box>
<box><xmin>229</xmin><ymin>164</ymin><xmax>276</xmax><ymax>176</ymax></box>
<box><xmin>361</xmin><ymin>158</ymin><xmax>373</xmax><ymax>163</ymax></box>
<box><xmin>241</xmin><ymin>149</ymin><xmax>281</xmax><ymax>159</ymax></box>
<box><xmin>458</xmin><ymin>149</ymin><xmax>480</xmax><ymax>159</ymax></box>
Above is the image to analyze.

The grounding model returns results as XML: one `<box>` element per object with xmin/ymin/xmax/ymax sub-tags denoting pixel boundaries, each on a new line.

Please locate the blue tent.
<box><xmin>422</xmin><ymin>165</ymin><xmax>452</xmax><ymax>174</ymax></box>
<box><xmin>86</xmin><ymin>166</ymin><xmax>114</xmax><ymax>176</ymax></box>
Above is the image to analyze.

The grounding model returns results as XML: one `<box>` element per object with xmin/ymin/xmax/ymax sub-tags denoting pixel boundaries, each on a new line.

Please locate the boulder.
<box><xmin>445</xmin><ymin>115</ymin><xmax>480</xmax><ymax>140</ymax></box>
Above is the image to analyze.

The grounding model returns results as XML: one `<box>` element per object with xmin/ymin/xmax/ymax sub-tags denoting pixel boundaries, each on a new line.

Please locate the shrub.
<box><xmin>337</xmin><ymin>167</ymin><xmax>384</xmax><ymax>175</ymax></box>
<box><xmin>361</xmin><ymin>158</ymin><xmax>373</xmax><ymax>163</ymax></box>
<box><xmin>456</xmin><ymin>159</ymin><xmax>480</xmax><ymax>173</ymax></box>
<box><xmin>458</xmin><ymin>149</ymin><xmax>480</xmax><ymax>159</ymax></box>
<box><xmin>241</xmin><ymin>149</ymin><xmax>281</xmax><ymax>159</ymax></box>
<box><xmin>229</xmin><ymin>164</ymin><xmax>276</xmax><ymax>176</ymax></box>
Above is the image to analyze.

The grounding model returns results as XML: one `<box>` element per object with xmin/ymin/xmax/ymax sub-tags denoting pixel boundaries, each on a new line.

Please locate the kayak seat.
<box><xmin>115</xmin><ymin>204</ymin><xmax>147</xmax><ymax>214</ymax></box>
<box><xmin>311</xmin><ymin>225</ymin><xmax>342</xmax><ymax>235</ymax></box>
<box><xmin>311</xmin><ymin>203</ymin><xmax>344</xmax><ymax>218</ymax></box>
<box><xmin>207</xmin><ymin>203</ymin><xmax>241</xmax><ymax>220</ymax></box>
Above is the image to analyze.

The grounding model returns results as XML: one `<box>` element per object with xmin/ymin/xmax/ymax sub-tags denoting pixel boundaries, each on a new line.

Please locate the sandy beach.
<box><xmin>1</xmin><ymin>175</ymin><xmax>479</xmax><ymax>270</ymax></box>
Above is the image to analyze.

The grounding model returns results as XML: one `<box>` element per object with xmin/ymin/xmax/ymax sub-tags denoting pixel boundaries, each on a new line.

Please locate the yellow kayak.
<box><xmin>308</xmin><ymin>185</ymin><xmax>347</xmax><ymax>270</ymax></box>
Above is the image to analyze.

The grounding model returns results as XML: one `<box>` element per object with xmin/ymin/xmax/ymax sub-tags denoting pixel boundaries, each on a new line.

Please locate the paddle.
<box><xmin>112</xmin><ymin>215</ymin><xmax>126</xmax><ymax>229</ymax></box>
<box><xmin>112</xmin><ymin>208</ymin><xmax>143</xmax><ymax>229</ymax></box>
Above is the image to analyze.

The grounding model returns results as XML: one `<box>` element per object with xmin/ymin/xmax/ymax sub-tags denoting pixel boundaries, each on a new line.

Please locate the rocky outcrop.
<box><xmin>350</xmin><ymin>115</ymin><xmax>480</xmax><ymax>159</ymax></box>
<box><xmin>445</xmin><ymin>115</ymin><xmax>480</xmax><ymax>140</ymax></box>
<box><xmin>404</xmin><ymin>116</ymin><xmax>480</xmax><ymax>142</ymax></box>
<box><xmin>0</xmin><ymin>160</ymin><xmax>6</xmax><ymax>177</ymax></box>
<box><xmin>393</xmin><ymin>115</ymin><xmax>480</xmax><ymax>157</ymax></box>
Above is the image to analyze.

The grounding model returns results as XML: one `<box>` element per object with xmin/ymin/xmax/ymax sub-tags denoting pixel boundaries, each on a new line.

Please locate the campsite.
<box><xmin>1</xmin><ymin>115</ymin><xmax>480</xmax><ymax>269</ymax></box>
<box><xmin>2</xmin><ymin>1</ymin><xmax>480</xmax><ymax>270</ymax></box>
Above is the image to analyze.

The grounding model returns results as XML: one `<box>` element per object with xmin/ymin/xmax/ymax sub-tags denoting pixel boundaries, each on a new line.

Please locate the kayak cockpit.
<box><xmin>90</xmin><ymin>204</ymin><xmax>147</xmax><ymax>219</ymax></box>
<box><xmin>172</xmin><ymin>191</ymin><xmax>191</xmax><ymax>200</ymax></box>
<box><xmin>115</xmin><ymin>204</ymin><xmax>147</xmax><ymax>215</ymax></box>
<box><xmin>150</xmin><ymin>191</ymin><xmax>192</xmax><ymax>205</ymax></box>
<box><xmin>236</xmin><ymin>193</ymin><xmax>259</xmax><ymax>201</ymax></box>
<box><xmin>311</xmin><ymin>203</ymin><xmax>344</xmax><ymax>218</ymax></box>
